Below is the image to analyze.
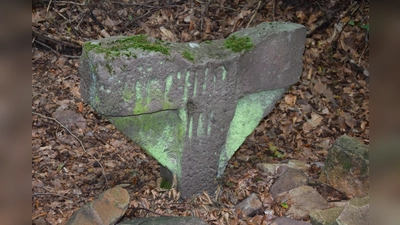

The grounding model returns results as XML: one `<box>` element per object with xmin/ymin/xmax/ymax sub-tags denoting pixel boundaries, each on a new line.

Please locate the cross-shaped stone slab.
<box><xmin>79</xmin><ymin>22</ymin><xmax>306</xmax><ymax>199</ymax></box>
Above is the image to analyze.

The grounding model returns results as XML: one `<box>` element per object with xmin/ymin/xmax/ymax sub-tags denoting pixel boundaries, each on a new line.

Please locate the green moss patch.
<box><xmin>83</xmin><ymin>34</ymin><xmax>170</xmax><ymax>58</ymax></box>
<box><xmin>182</xmin><ymin>50</ymin><xmax>194</xmax><ymax>62</ymax></box>
<box><xmin>223</xmin><ymin>35</ymin><xmax>253</xmax><ymax>53</ymax></box>
<box><xmin>160</xmin><ymin>178</ymin><xmax>172</xmax><ymax>189</ymax></box>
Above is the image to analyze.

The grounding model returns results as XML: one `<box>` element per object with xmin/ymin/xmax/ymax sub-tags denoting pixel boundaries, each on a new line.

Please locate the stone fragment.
<box><xmin>309</xmin><ymin>206</ymin><xmax>345</xmax><ymax>225</ymax></box>
<box><xmin>309</xmin><ymin>196</ymin><xmax>369</xmax><ymax>225</ymax></box>
<box><xmin>33</xmin><ymin>218</ymin><xmax>48</xmax><ymax>225</ymax></box>
<box><xmin>66</xmin><ymin>186</ymin><xmax>130</xmax><ymax>225</ymax></box>
<box><xmin>319</xmin><ymin>135</ymin><xmax>369</xmax><ymax>197</ymax></box>
<box><xmin>336</xmin><ymin>196</ymin><xmax>369</xmax><ymax>225</ymax></box>
<box><xmin>287</xmin><ymin>160</ymin><xmax>311</xmax><ymax>172</ymax></box>
<box><xmin>257</xmin><ymin>160</ymin><xmax>310</xmax><ymax>175</ymax></box>
<box><xmin>80</xmin><ymin>22</ymin><xmax>306</xmax><ymax>198</ymax></box>
<box><xmin>270</xmin><ymin>168</ymin><xmax>309</xmax><ymax>198</ymax></box>
<box><xmin>271</xmin><ymin>217</ymin><xmax>312</xmax><ymax>225</ymax></box>
<box><xmin>257</xmin><ymin>163</ymin><xmax>281</xmax><ymax>175</ymax></box>
<box><xmin>282</xmin><ymin>186</ymin><xmax>328</xmax><ymax>220</ymax></box>
<box><xmin>234</xmin><ymin>193</ymin><xmax>263</xmax><ymax>217</ymax></box>
<box><xmin>117</xmin><ymin>216</ymin><xmax>208</xmax><ymax>225</ymax></box>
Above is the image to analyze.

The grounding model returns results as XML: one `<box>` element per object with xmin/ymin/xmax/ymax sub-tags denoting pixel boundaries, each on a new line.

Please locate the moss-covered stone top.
<box><xmin>223</xmin><ymin>35</ymin><xmax>253</xmax><ymax>53</ymax></box>
<box><xmin>82</xmin><ymin>22</ymin><xmax>303</xmax><ymax>64</ymax></box>
<box><xmin>83</xmin><ymin>34</ymin><xmax>170</xmax><ymax>59</ymax></box>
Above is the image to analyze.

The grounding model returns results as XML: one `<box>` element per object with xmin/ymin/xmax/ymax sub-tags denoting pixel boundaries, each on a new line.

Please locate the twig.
<box><xmin>358</xmin><ymin>35</ymin><xmax>368</xmax><ymax>65</ymax></box>
<box><xmin>247</xmin><ymin>1</ymin><xmax>261</xmax><ymax>28</ymax></box>
<box><xmin>32</xmin><ymin>28</ymin><xmax>83</xmax><ymax>48</ymax></box>
<box><xmin>53</xmin><ymin>1</ymin><xmax>86</xmax><ymax>5</ymax></box>
<box><xmin>272</xmin><ymin>0</ymin><xmax>275</xmax><ymax>22</ymax></box>
<box><xmin>34</xmin><ymin>39</ymin><xmax>80</xmax><ymax>59</ymax></box>
<box><xmin>34</xmin><ymin>39</ymin><xmax>60</xmax><ymax>55</ymax></box>
<box><xmin>110</xmin><ymin>0</ymin><xmax>159</xmax><ymax>8</ymax></box>
<box><xmin>89</xmin><ymin>11</ymin><xmax>105</xmax><ymax>30</ymax></box>
<box><xmin>32</xmin><ymin>112</ymin><xmax>109</xmax><ymax>187</ymax></box>
<box><xmin>46</xmin><ymin>0</ymin><xmax>53</xmax><ymax>12</ymax></box>
<box><xmin>128</xmin><ymin>207</ymin><xmax>177</xmax><ymax>217</ymax></box>
<box><xmin>53</xmin><ymin>8</ymin><xmax>69</xmax><ymax>21</ymax></box>
<box><xmin>32</xmin><ymin>192</ymin><xmax>69</xmax><ymax>199</ymax></box>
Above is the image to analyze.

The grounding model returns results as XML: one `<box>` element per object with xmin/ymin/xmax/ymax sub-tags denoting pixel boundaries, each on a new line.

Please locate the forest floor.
<box><xmin>32</xmin><ymin>0</ymin><xmax>369</xmax><ymax>224</ymax></box>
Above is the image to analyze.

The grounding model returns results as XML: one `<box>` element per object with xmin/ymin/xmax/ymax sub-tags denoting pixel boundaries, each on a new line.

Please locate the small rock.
<box><xmin>33</xmin><ymin>217</ymin><xmax>48</xmax><ymax>225</ymax></box>
<box><xmin>234</xmin><ymin>193</ymin><xmax>262</xmax><ymax>217</ymax></box>
<box><xmin>310</xmin><ymin>206</ymin><xmax>345</xmax><ymax>225</ymax></box>
<box><xmin>337</xmin><ymin>196</ymin><xmax>369</xmax><ymax>225</ymax></box>
<box><xmin>117</xmin><ymin>216</ymin><xmax>208</xmax><ymax>225</ymax></box>
<box><xmin>257</xmin><ymin>163</ymin><xmax>281</xmax><ymax>175</ymax></box>
<box><xmin>270</xmin><ymin>168</ymin><xmax>309</xmax><ymax>198</ymax></box>
<box><xmin>319</xmin><ymin>135</ymin><xmax>369</xmax><ymax>197</ymax></box>
<box><xmin>66</xmin><ymin>186</ymin><xmax>130</xmax><ymax>225</ymax></box>
<box><xmin>257</xmin><ymin>160</ymin><xmax>310</xmax><ymax>176</ymax></box>
<box><xmin>271</xmin><ymin>217</ymin><xmax>311</xmax><ymax>225</ymax></box>
<box><xmin>264</xmin><ymin>209</ymin><xmax>276</xmax><ymax>221</ymax></box>
<box><xmin>328</xmin><ymin>200</ymin><xmax>349</xmax><ymax>208</ymax></box>
<box><xmin>310</xmin><ymin>196</ymin><xmax>369</xmax><ymax>225</ymax></box>
<box><xmin>287</xmin><ymin>160</ymin><xmax>311</xmax><ymax>172</ymax></box>
<box><xmin>282</xmin><ymin>186</ymin><xmax>328</xmax><ymax>219</ymax></box>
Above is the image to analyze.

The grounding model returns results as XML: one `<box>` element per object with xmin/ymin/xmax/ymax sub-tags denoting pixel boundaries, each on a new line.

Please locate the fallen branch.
<box><xmin>246</xmin><ymin>1</ymin><xmax>261</xmax><ymax>28</ymax></box>
<box><xmin>128</xmin><ymin>207</ymin><xmax>177</xmax><ymax>217</ymax></box>
<box><xmin>32</xmin><ymin>28</ymin><xmax>83</xmax><ymax>49</ymax></box>
<box><xmin>32</xmin><ymin>192</ymin><xmax>69</xmax><ymax>199</ymax></box>
<box><xmin>34</xmin><ymin>39</ymin><xmax>80</xmax><ymax>59</ymax></box>
<box><xmin>32</xmin><ymin>112</ymin><xmax>109</xmax><ymax>188</ymax></box>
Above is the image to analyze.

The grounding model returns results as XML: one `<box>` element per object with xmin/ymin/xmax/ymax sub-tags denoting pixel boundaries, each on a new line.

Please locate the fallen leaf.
<box><xmin>51</xmin><ymin>109</ymin><xmax>87</xmax><ymax>130</ymax></box>
<box><xmin>284</xmin><ymin>94</ymin><xmax>297</xmax><ymax>106</ymax></box>
<box><xmin>303</xmin><ymin>112</ymin><xmax>323</xmax><ymax>133</ymax></box>
<box><xmin>32</xmin><ymin>10</ymin><xmax>46</xmax><ymax>23</ymax></box>
<box><xmin>160</xmin><ymin>26</ymin><xmax>177</xmax><ymax>42</ymax></box>
<box><xmin>313</xmin><ymin>79</ymin><xmax>326</xmax><ymax>94</ymax></box>
<box><xmin>104</xmin><ymin>16</ymin><xmax>117</xmax><ymax>29</ymax></box>
<box><xmin>342</xmin><ymin>112</ymin><xmax>356</xmax><ymax>129</ymax></box>
<box><xmin>296</xmin><ymin>10</ymin><xmax>307</xmax><ymax>21</ymax></box>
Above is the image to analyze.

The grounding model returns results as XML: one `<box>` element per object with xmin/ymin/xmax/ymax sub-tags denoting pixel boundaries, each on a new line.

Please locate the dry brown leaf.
<box><xmin>205</xmin><ymin>17</ymin><xmax>212</xmax><ymax>34</ymax></box>
<box><xmin>313</xmin><ymin>79</ymin><xmax>326</xmax><ymax>94</ymax></box>
<box><xmin>303</xmin><ymin>112</ymin><xmax>323</xmax><ymax>133</ymax></box>
<box><xmin>296</xmin><ymin>10</ymin><xmax>307</xmax><ymax>21</ymax></box>
<box><xmin>104</xmin><ymin>17</ymin><xmax>117</xmax><ymax>29</ymax></box>
<box><xmin>32</xmin><ymin>10</ymin><xmax>47</xmax><ymax>23</ymax></box>
<box><xmin>160</xmin><ymin>26</ymin><xmax>177</xmax><ymax>42</ymax></box>
<box><xmin>307</xmin><ymin>13</ymin><xmax>318</xmax><ymax>25</ymax></box>
<box><xmin>342</xmin><ymin>112</ymin><xmax>356</xmax><ymax>129</ymax></box>
<box><xmin>284</xmin><ymin>94</ymin><xmax>297</xmax><ymax>106</ymax></box>
<box><xmin>229</xmin><ymin>10</ymin><xmax>251</xmax><ymax>25</ymax></box>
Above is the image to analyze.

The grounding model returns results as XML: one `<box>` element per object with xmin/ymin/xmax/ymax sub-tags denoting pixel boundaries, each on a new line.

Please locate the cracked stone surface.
<box><xmin>79</xmin><ymin>21</ymin><xmax>306</xmax><ymax>198</ymax></box>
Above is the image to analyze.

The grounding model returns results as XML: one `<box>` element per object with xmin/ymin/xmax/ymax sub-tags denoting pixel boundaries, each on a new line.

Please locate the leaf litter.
<box><xmin>32</xmin><ymin>0</ymin><xmax>368</xmax><ymax>224</ymax></box>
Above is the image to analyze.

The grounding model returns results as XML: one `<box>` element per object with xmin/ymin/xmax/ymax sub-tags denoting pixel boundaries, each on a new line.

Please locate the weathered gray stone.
<box><xmin>282</xmin><ymin>186</ymin><xmax>329</xmax><ymax>220</ymax></box>
<box><xmin>336</xmin><ymin>196</ymin><xmax>369</xmax><ymax>225</ymax></box>
<box><xmin>234</xmin><ymin>193</ymin><xmax>262</xmax><ymax>217</ymax></box>
<box><xmin>66</xmin><ymin>186</ymin><xmax>130</xmax><ymax>225</ymax></box>
<box><xmin>309</xmin><ymin>196</ymin><xmax>369</xmax><ymax>225</ymax></box>
<box><xmin>319</xmin><ymin>135</ymin><xmax>369</xmax><ymax>197</ymax></box>
<box><xmin>310</xmin><ymin>206</ymin><xmax>345</xmax><ymax>225</ymax></box>
<box><xmin>270</xmin><ymin>168</ymin><xmax>309</xmax><ymax>199</ymax></box>
<box><xmin>257</xmin><ymin>160</ymin><xmax>310</xmax><ymax>175</ymax></box>
<box><xmin>271</xmin><ymin>217</ymin><xmax>312</xmax><ymax>225</ymax></box>
<box><xmin>117</xmin><ymin>216</ymin><xmax>208</xmax><ymax>225</ymax></box>
<box><xmin>80</xmin><ymin>22</ymin><xmax>306</xmax><ymax>198</ymax></box>
<box><xmin>287</xmin><ymin>160</ymin><xmax>311</xmax><ymax>172</ymax></box>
